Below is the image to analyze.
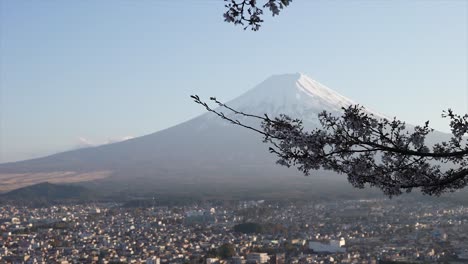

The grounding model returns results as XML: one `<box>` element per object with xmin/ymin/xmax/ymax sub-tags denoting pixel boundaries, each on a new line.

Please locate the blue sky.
<box><xmin>1</xmin><ymin>0</ymin><xmax>467</xmax><ymax>163</ymax></box>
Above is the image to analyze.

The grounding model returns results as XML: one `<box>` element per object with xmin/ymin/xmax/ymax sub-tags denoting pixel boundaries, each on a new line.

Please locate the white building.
<box><xmin>206</xmin><ymin>257</ymin><xmax>219</xmax><ymax>264</ymax></box>
<box><xmin>308</xmin><ymin>239</ymin><xmax>346</xmax><ymax>253</ymax></box>
<box><xmin>247</xmin><ymin>253</ymin><xmax>269</xmax><ymax>263</ymax></box>
<box><xmin>338</xmin><ymin>237</ymin><xmax>346</xmax><ymax>247</ymax></box>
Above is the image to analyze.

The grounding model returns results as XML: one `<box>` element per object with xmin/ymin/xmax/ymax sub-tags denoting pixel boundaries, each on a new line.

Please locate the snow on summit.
<box><xmin>296</xmin><ymin>73</ymin><xmax>357</xmax><ymax>110</ymax></box>
<box><xmin>223</xmin><ymin>73</ymin><xmax>369</xmax><ymax>124</ymax></box>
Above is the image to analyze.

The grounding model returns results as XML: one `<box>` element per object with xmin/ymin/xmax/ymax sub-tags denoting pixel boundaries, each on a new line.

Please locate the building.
<box><xmin>247</xmin><ymin>253</ymin><xmax>269</xmax><ymax>264</ymax></box>
<box><xmin>206</xmin><ymin>257</ymin><xmax>219</xmax><ymax>264</ymax></box>
<box><xmin>269</xmin><ymin>253</ymin><xmax>285</xmax><ymax>264</ymax></box>
<box><xmin>231</xmin><ymin>256</ymin><xmax>245</xmax><ymax>264</ymax></box>
<box><xmin>308</xmin><ymin>240</ymin><xmax>346</xmax><ymax>253</ymax></box>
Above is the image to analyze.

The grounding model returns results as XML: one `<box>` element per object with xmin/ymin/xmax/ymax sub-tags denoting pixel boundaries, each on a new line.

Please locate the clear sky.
<box><xmin>0</xmin><ymin>0</ymin><xmax>467</xmax><ymax>163</ymax></box>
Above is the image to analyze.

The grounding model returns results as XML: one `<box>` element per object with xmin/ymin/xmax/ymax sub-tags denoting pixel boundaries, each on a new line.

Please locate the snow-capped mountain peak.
<box><xmin>296</xmin><ymin>73</ymin><xmax>356</xmax><ymax>110</ymax></box>
<box><xmin>222</xmin><ymin>73</ymin><xmax>363</xmax><ymax>123</ymax></box>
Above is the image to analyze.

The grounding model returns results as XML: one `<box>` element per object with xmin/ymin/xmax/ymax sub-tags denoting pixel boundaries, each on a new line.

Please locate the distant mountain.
<box><xmin>0</xmin><ymin>73</ymin><xmax>453</xmax><ymax>198</ymax></box>
<box><xmin>0</xmin><ymin>182</ymin><xmax>93</xmax><ymax>202</ymax></box>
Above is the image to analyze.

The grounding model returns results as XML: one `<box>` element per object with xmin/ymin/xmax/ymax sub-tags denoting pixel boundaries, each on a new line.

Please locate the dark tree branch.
<box><xmin>191</xmin><ymin>95</ymin><xmax>468</xmax><ymax>197</ymax></box>
<box><xmin>223</xmin><ymin>0</ymin><xmax>292</xmax><ymax>31</ymax></box>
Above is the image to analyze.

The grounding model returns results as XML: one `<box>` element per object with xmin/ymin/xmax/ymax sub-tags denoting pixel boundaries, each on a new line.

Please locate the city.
<box><xmin>1</xmin><ymin>198</ymin><xmax>467</xmax><ymax>263</ymax></box>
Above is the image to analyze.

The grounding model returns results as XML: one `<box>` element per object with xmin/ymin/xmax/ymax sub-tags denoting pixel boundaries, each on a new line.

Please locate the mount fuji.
<box><xmin>0</xmin><ymin>73</ymin><xmax>450</xmax><ymax>198</ymax></box>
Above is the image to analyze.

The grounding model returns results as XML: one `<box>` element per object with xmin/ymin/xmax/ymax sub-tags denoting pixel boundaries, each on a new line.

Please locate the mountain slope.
<box><xmin>0</xmin><ymin>182</ymin><xmax>93</xmax><ymax>202</ymax></box>
<box><xmin>0</xmin><ymin>73</ymin><xmax>452</xmax><ymax>195</ymax></box>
